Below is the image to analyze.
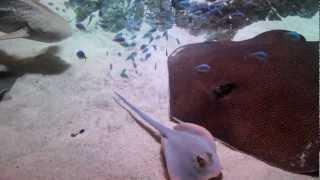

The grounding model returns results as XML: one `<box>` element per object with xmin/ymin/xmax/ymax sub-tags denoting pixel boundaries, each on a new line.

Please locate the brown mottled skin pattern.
<box><xmin>168</xmin><ymin>30</ymin><xmax>319</xmax><ymax>175</ymax></box>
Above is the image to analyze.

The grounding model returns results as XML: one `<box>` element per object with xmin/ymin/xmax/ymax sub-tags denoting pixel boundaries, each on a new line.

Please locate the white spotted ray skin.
<box><xmin>0</xmin><ymin>0</ymin><xmax>72</xmax><ymax>43</ymax></box>
<box><xmin>114</xmin><ymin>92</ymin><xmax>222</xmax><ymax>180</ymax></box>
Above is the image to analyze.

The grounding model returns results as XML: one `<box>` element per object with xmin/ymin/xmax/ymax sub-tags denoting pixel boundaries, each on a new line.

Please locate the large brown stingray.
<box><xmin>168</xmin><ymin>30</ymin><xmax>319</xmax><ymax>175</ymax></box>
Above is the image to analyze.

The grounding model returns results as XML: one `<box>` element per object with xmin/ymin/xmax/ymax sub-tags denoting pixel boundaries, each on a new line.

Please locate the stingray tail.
<box><xmin>114</xmin><ymin>91</ymin><xmax>171</xmax><ymax>137</ymax></box>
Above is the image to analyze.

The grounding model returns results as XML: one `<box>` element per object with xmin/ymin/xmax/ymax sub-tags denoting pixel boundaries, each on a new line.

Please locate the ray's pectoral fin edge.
<box><xmin>0</xmin><ymin>27</ymin><xmax>30</xmax><ymax>41</ymax></box>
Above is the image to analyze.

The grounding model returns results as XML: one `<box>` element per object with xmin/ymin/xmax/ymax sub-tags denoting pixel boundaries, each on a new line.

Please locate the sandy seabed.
<box><xmin>0</xmin><ymin>1</ymin><xmax>318</xmax><ymax>180</ymax></box>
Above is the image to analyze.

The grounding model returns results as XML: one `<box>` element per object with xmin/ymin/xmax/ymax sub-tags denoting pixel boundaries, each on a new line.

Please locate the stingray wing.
<box><xmin>0</xmin><ymin>27</ymin><xmax>29</xmax><ymax>40</ymax></box>
<box><xmin>174</xmin><ymin>122</ymin><xmax>215</xmax><ymax>145</ymax></box>
<box><xmin>162</xmin><ymin>138</ymin><xmax>186</xmax><ymax>180</ymax></box>
<box><xmin>162</xmin><ymin>137</ymin><xmax>204</xmax><ymax>180</ymax></box>
<box><xmin>0</xmin><ymin>0</ymin><xmax>30</xmax><ymax>39</ymax></box>
<box><xmin>0</xmin><ymin>4</ymin><xmax>28</xmax><ymax>33</ymax></box>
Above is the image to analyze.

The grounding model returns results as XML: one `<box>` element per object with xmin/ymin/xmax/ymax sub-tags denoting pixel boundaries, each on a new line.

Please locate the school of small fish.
<box><xmin>100</xmin><ymin>27</ymin><xmax>183</xmax><ymax>79</ymax></box>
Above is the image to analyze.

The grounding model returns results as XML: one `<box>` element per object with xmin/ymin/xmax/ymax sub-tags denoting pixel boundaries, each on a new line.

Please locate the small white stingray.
<box><xmin>113</xmin><ymin>92</ymin><xmax>222</xmax><ymax>180</ymax></box>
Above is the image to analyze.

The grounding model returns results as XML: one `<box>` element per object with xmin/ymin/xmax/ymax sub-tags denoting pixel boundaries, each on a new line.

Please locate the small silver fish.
<box><xmin>120</xmin><ymin>69</ymin><xmax>129</xmax><ymax>78</ymax></box>
<box><xmin>152</xmin><ymin>45</ymin><xmax>157</xmax><ymax>50</ymax></box>
<box><xmin>132</xmin><ymin>61</ymin><xmax>137</xmax><ymax>69</ymax></box>
<box><xmin>142</xmin><ymin>48</ymin><xmax>149</xmax><ymax>53</ymax></box>
<box><xmin>113</xmin><ymin>36</ymin><xmax>126</xmax><ymax>43</ymax></box>
<box><xmin>120</xmin><ymin>42</ymin><xmax>130</xmax><ymax>47</ymax></box>
<box><xmin>126</xmin><ymin>52</ymin><xmax>137</xmax><ymax>61</ymax></box>
<box><xmin>285</xmin><ymin>31</ymin><xmax>304</xmax><ymax>41</ymax></box>
<box><xmin>148</xmin><ymin>27</ymin><xmax>157</xmax><ymax>33</ymax></box>
<box><xmin>246</xmin><ymin>51</ymin><xmax>269</xmax><ymax>62</ymax></box>
<box><xmin>230</xmin><ymin>11</ymin><xmax>245</xmax><ymax>18</ymax></box>
<box><xmin>75</xmin><ymin>23</ymin><xmax>86</xmax><ymax>31</ymax></box>
<box><xmin>109</xmin><ymin>64</ymin><xmax>113</xmax><ymax>70</ymax></box>
<box><xmin>162</xmin><ymin>31</ymin><xmax>169</xmax><ymax>40</ymax></box>
<box><xmin>87</xmin><ymin>14</ymin><xmax>95</xmax><ymax>26</ymax></box>
<box><xmin>145</xmin><ymin>53</ymin><xmax>151</xmax><ymax>60</ymax></box>
<box><xmin>140</xmin><ymin>44</ymin><xmax>147</xmax><ymax>50</ymax></box>
<box><xmin>176</xmin><ymin>38</ymin><xmax>181</xmax><ymax>45</ymax></box>
<box><xmin>194</xmin><ymin>64</ymin><xmax>211</xmax><ymax>73</ymax></box>
<box><xmin>149</xmin><ymin>37</ymin><xmax>154</xmax><ymax>44</ymax></box>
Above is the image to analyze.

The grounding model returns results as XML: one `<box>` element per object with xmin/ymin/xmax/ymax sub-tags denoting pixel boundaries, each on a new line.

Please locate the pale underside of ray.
<box><xmin>0</xmin><ymin>0</ymin><xmax>72</xmax><ymax>42</ymax></box>
<box><xmin>0</xmin><ymin>27</ymin><xmax>29</xmax><ymax>40</ymax></box>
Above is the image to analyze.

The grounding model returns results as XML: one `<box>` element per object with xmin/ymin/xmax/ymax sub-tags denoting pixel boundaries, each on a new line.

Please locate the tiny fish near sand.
<box><xmin>152</xmin><ymin>45</ymin><xmax>157</xmax><ymax>50</ymax></box>
<box><xmin>70</xmin><ymin>129</ymin><xmax>85</xmax><ymax>138</ymax></box>
<box><xmin>113</xmin><ymin>37</ymin><xmax>126</xmax><ymax>43</ymax></box>
<box><xmin>143</xmin><ymin>32</ymin><xmax>152</xmax><ymax>39</ymax></box>
<box><xmin>75</xmin><ymin>23</ymin><xmax>86</xmax><ymax>31</ymax></box>
<box><xmin>149</xmin><ymin>36</ymin><xmax>154</xmax><ymax>44</ymax></box>
<box><xmin>113</xmin><ymin>92</ymin><xmax>222</xmax><ymax>180</ymax></box>
<box><xmin>113</xmin><ymin>33</ymin><xmax>126</xmax><ymax>43</ymax></box>
<box><xmin>87</xmin><ymin>14</ymin><xmax>95</xmax><ymax>26</ymax></box>
<box><xmin>155</xmin><ymin>35</ymin><xmax>161</xmax><ymax>40</ymax></box>
<box><xmin>176</xmin><ymin>38</ymin><xmax>181</xmax><ymax>45</ymax></box>
<box><xmin>140</xmin><ymin>44</ymin><xmax>147</xmax><ymax>50</ymax></box>
<box><xmin>120</xmin><ymin>42</ymin><xmax>130</xmax><ymax>48</ymax></box>
<box><xmin>142</xmin><ymin>48</ymin><xmax>149</xmax><ymax>53</ymax></box>
<box><xmin>126</xmin><ymin>52</ymin><xmax>137</xmax><ymax>61</ymax></box>
<box><xmin>132</xmin><ymin>61</ymin><xmax>137</xmax><ymax>69</ymax></box>
<box><xmin>143</xmin><ymin>27</ymin><xmax>157</xmax><ymax>39</ymax></box>
<box><xmin>162</xmin><ymin>31</ymin><xmax>169</xmax><ymax>40</ymax></box>
<box><xmin>0</xmin><ymin>0</ymin><xmax>72</xmax><ymax>42</ymax></box>
<box><xmin>76</xmin><ymin>50</ymin><xmax>87</xmax><ymax>61</ymax></box>
<box><xmin>148</xmin><ymin>27</ymin><xmax>157</xmax><ymax>33</ymax></box>
<box><xmin>145</xmin><ymin>53</ymin><xmax>151</xmax><ymax>60</ymax></box>
<box><xmin>120</xmin><ymin>69</ymin><xmax>128</xmax><ymax>78</ymax></box>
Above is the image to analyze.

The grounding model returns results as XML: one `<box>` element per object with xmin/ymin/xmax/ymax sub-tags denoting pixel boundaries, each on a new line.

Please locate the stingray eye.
<box><xmin>213</xmin><ymin>82</ymin><xmax>237</xmax><ymax>98</ymax></box>
<box><xmin>196</xmin><ymin>155</ymin><xmax>207</xmax><ymax>168</ymax></box>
